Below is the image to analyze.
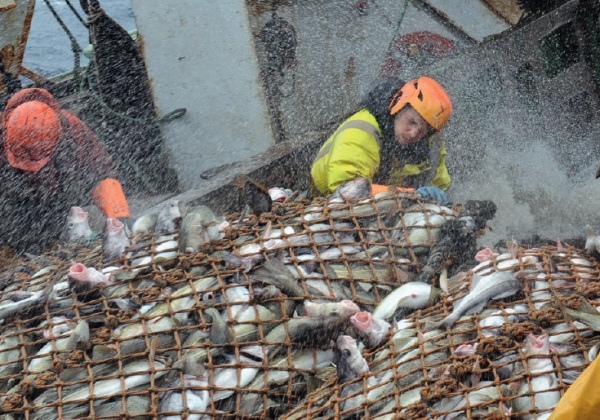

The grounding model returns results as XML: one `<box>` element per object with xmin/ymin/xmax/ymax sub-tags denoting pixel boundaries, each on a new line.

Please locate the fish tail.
<box><xmin>578</xmin><ymin>299</ymin><xmax>599</xmax><ymax>315</ymax></box>
<box><xmin>557</xmin><ymin>301</ymin><xmax>574</xmax><ymax>323</ymax></box>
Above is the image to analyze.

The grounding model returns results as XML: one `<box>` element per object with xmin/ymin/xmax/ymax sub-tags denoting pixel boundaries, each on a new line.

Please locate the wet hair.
<box><xmin>361</xmin><ymin>76</ymin><xmax>405</xmax><ymax>143</ymax></box>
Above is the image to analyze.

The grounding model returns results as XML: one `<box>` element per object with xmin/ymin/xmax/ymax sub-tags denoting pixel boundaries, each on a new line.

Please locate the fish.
<box><xmin>0</xmin><ymin>276</ymin><xmax>58</xmax><ymax>320</ymax></box>
<box><xmin>103</xmin><ymin>218</ymin><xmax>131</xmax><ymax>260</ymax></box>
<box><xmin>478</xmin><ymin>306</ymin><xmax>526</xmax><ymax>337</ymax></box>
<box><xmin>304</xmin><ymin>300</ymin><xmax>360</xmax><ymax>319</ymax></box>
<box><xmin>158</xmin><ymin>357</ymin><xmax>209</xmax><ymax>419</ymax></box>
<box><xmin>28</xmin><ymin>320</ymin><xmax>89</xmax><ymax>375</ymax></box>
<box><xmin>432</xmin><ymin>271</ymin><xmax>523</xmax><ymax>328</ymax></box>
<box><xmin>559</xmin><ymin>298</ymin><xmax>600</xmax><ymax>331</ymax></box>
<box><xmin>331</xmin><ymin>177</ymin><xmax>372</xmax><ymax>202</ymax></box>
<box><xmin>68</xmin><ymin>263</ymin><xmax>114</xmax><ymax>294</ymax></box>
<box><xmin>334</xmin><ymin>335</ymin><xmax>376</xmax><ymax>412</ymax></box>
<box><xmin>178</xmin><ymin>206</ymin><xmax>221</xmax><ymax>253</ymax></box>
<box><xmin>210</xmin><ymin>346</ymin><xmax>266</xmax><ymax>402</ymax></box>
<box><xmin>61</xmin><ymin>206</ymin><xmax>93</xmax><ymax>243</ymax></box>
<box><xmin>512</xmin><ymin>334</ymin><xmax>561</xmax><ymax>417</ymax></box>
<box><xmin>62</xmin><ymin>338</ymin><xmax>169</xmax><ymax>404</ymax></box>
<box><xmin>585</xmin><ymin>225</ymin><xmax>600</xmax><ymax>257</ymax></box>
<box><xmin>132</xmin><ymin>213</ymin><xmax>158</xmax><ymax>242</ymax></box>
<box><xmin>0</xmin><ymin>331</ymin><xmax>30</xmax><ymax>389</ymax></box>
<box><xmin>264</xmin><ymin>315</ymin><xmax>349</xmax><ymax>351</ymax></box>
<box><xmin>204</xmin><ymin>307</ymin><xmax>234</xmax><ymax>345</ymax></box>
<box><xmin>156</xmin><ymin>200</ymin><xmax>186</xmax><ymax>233</ymax></box>
<box><xmin>238</xmin><ymin>349</ymin><xmax>334</xmax><ymax>415</ymax></box>
<box><xmin>373</xmin><ymin>282</ymin><xmax>441</xmax><ymax>320</ymax></box>
<box><xmin>253</xmin><ymin>259</ymin><xmax>306</xmax><ymax>298</ymax></box>
<box><xmin>350</xmin><ymin>311</ymin><xmax>391</xmax><ymax>347</ymax></box>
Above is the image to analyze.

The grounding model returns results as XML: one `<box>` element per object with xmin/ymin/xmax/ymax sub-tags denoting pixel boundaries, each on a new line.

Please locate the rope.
<box><xmin>82</xmin><ymin>66</ymin><xmax>186</xmax><ymax>125</ymax></box>
<box><xmin>65</xmin><ymin>0</ymin><xmax>88</xmax><ymax>27</ymax></box>
<box><xmin>42</xmin><ymin>0</ymin><xmax>82</xmax><ymax>88</ymax></box>
<box><xmin>81</xmin><ymin>66</ymin><xmax>184</xmax><ymax>194</ymax></box>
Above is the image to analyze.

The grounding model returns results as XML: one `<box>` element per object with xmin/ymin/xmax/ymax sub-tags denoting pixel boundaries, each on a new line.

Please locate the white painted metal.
<box><xmin>423</xmin><ymin>0</ymin><xmax>512</xmax><ymax>42</ymax></box>
<box><xmin>130</xmin><ymin>0</ymin><xmax>275</xmax><ymax>190</ymax></box>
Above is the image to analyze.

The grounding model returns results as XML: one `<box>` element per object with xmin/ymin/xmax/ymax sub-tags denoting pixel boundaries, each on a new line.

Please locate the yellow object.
<box><xmin>310</xmin><ymin>109</ymin><xmax>451</xmax><ymax>195</ymax></box>
<box><xmin>371</xmin><ymin>184</ymin><xmax>415</xmax><ymax>195</ymax></box>
<box><xmin>389</xmin><ymin>76</ymin><xmax>452</xmax><ymax>131</ymax></box>
<box><xmin>311</xmin><ymin>109</ymin><xmax>381</xmax><ymax>195</ymax></box>
<box><xmin>91</xmin><ymin>178</ymin><xmax>131</xmax><ymax>219</ymax></box>
<box><xmin>548</xmin><ymin>357</ymin><xmax>600</xmax><ymax>419</ymax></box>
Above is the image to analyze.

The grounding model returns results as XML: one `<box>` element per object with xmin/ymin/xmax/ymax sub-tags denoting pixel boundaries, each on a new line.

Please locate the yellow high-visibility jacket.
<box><xmin>548</xmin><ymin>356</ymin><xmax>600</xmax><ymax>419</ymax></box>
<box><xmin>310</xmin><ymin>109</ymin><xmax>451</xmax><ymax>195</ymax></box>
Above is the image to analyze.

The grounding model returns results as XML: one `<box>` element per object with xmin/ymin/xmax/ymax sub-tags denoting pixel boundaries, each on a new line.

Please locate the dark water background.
<box><xmin>22</xmin><ymin>0</ymin><xmax>135</xmax><ymax>78</ymax></box>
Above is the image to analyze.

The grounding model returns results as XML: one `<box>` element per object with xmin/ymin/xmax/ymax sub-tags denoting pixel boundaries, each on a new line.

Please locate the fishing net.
<box><xmin>0</xmin><ymin>191</ymin><xmax>589</xmax><ymax>419</ymax></box>
<box><xmin>284</xmin><ymin>245</ymin><xmax>600</xmax><ymax>420</ymax></box>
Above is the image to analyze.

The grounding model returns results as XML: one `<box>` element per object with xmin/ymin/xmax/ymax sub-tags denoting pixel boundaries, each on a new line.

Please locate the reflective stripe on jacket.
<box><xmin>310</xmin><ymin>109</ymin><xmax>451</xmax><ymax>195</ymax></box>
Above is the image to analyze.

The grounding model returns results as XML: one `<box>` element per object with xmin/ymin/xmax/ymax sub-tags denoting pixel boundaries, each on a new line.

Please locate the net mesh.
<box><xmin>0</xmin><ymin>192</ymin><xmax>593</xmax><ymax>419</ymax></box>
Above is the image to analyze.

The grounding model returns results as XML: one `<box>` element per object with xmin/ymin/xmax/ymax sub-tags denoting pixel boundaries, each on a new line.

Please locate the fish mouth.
<box><xmin>69</xmin><ymin>263</ymin><xmax>87</xmax><ymax>280</ymax></box>
<box><xmin>350</xmin><ymin>312</ymin><xmax>370</xmax><ymax>328</ymax></box>
<box><xmin>106</xmin><ymin>218</ymin><xmax>124</xmax><ymax>232</ymax></box>
<box><xmin>527</xmin><ymin>333</ymin><xmax>548</xmax><ymax>349</ymax></box>
<box><xmin>454</xmin><ymin>344</ymin><xmax>476</xmax><ymax>356</ymax></box>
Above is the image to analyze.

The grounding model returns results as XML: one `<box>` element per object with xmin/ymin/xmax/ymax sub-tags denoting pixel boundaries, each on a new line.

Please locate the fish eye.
<box><xmin>68</xmin><ymin>222</ymin><xmax>75</xmax><ymax>228</ymax></box>
<box><xmin>342</xmin><ymin>349</ymin><xmax>351</xmax><ymax>358</ymax></box>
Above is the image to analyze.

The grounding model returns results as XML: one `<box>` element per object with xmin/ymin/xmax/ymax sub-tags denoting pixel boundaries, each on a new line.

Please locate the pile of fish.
<box><xmin>284</xmin><ymin>244</ymin><xmax>600</xmax><ymax>419</ymax></box>
<box><xmin>0</xmin><ymin>186</ymin><xmax>593</xmax><ymax>419</ymax></box>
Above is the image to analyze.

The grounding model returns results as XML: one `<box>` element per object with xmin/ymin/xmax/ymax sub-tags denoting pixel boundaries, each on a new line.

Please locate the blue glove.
<box><xmin>416</xmin><ymin>186</ymin><xmax>449</xmax><ymax>205</ymax></box>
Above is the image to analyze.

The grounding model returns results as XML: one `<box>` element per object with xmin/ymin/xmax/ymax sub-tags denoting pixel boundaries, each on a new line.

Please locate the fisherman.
<box><xmin>310</xmin><ymin>76</ymin><xmax>452</xmax><ymax>204</ymax></box>
<box><xmin>0</xmin><ymin>88</ymin><xmax>130</xmax><ymax>253</ymax></box>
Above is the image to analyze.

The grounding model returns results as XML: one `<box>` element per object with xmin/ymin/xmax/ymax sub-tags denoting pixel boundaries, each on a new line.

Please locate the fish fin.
<box><xmin>439</xmin><ymin>269</ymin><xmax>449</xmax><ymax>294</ymax></box>
<box><xmin>262</xmin><ymin>221</ymin><xmax>273</xmax><ymax>239</ymax></box>
<box><xmin>492</xmin><ymin>289</ymin><xmax>520</xmax><ymax>300</ymax></box>
<box><xmin>150</xmin><ymin>336</ymin><xmax>160</xmax><ymax>360</ymax></box>
<box><xmin>76</xmin><ymin>321</ymin><xmax>90</xmax><ymax>344</ymax></box>
<box><xmin>471</xmin><ymin>356</ymin><xmax>481</xmax><ymax>387</ymax></box>
<box><xmin>557</xmin><ymin>301</ymin><xmax>574</xmax><ymax>322</ymax></box>
<box><xmin>578</xmin><ymin>299</ymin><xmax>599</xmax><ymax>315</ymax></box>
<box><xmin>585</xmin><ymin>225</ymin><xmax>597</xmax><ymax>239</ymax></box>
<box><xmin>464</xmin><ymin>300</ymin><xmax>487</xmax><ymax>316</ymax></box>
<box><xmin>469</xmin><ymin>274</ymin><xmax>483</xmax><ymax>291</ymax></box>
<box><xmin>66</xmin><ymin>321</ymin><xmax>90</xmax><ymax>350</ymax></box>
<box><xmin>424</xmin><ymin>319</ymin><xmax>443</xmax><ymax>331</ymax></box>
<box><xmin>110</xmin><ymin>298</ymin><xmax>136</xmax><ymax>312</ymax></box>
<box><xmin>396</xmin><ymin>296</ymin><xmax>410</xmax><ymax>306</ymax></box>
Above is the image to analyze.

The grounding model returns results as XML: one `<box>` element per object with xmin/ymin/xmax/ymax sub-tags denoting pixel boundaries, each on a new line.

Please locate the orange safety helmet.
<box><xmin>3</xmin><ymin>100</ymin><xmax>61</xmax><ymax>172</ymax></box>
<box><xmin>388</xmin><ymin>76</ymin><xmax>452</xmax><ymax>131</ymax></box>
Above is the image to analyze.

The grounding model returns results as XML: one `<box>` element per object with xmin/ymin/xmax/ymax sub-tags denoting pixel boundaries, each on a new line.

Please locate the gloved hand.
<box><xmin>416</xmin><ymin>186</ymin><xmax>450</xmax><ymax>205</ymax></box>
<box><xmin>92</xmin><ymin>178</ymin><xmax>131</xmax><ymax>219</ymax></box>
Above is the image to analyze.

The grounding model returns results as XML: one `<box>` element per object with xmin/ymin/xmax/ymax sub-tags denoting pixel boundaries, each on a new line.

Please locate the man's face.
<box><xmin>393</xmin><ymin>107</ymin><xmax>431</xmax><ymax>147</ymax></box>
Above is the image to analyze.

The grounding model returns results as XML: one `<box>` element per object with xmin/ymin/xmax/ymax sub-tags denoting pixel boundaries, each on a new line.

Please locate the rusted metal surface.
<box><xmin>0</xmin><ymin>0</ymin><xmax>17</xmax><ymax>13</ymax></box>
<box><xmin>483</xmin><ymin>0</ymin><xmax>525</xmax><ymax>26</ymax></box>
<box><xmin>0</xmin><ymin>0</ymin><xmax>37</xmax><ymax>89</ymax></box>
